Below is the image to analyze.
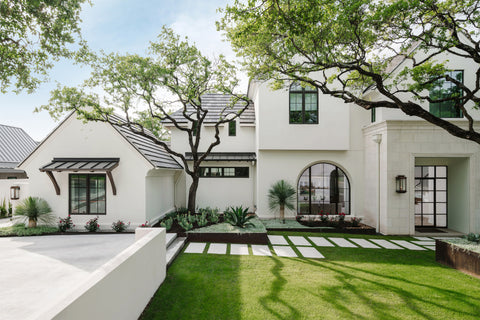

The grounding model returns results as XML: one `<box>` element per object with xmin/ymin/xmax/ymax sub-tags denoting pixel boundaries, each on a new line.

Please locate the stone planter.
<box><xmin>435</xmin><ymin>240</ymin><xmax>480</xmax><ymax>278</ymax></box>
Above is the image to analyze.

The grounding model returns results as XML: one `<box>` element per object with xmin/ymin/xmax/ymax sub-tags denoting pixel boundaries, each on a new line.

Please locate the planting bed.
<box><xmin>436</xmin><ymin>239</ymin><xmax>480</xmax><ymax>278</ymax></box>
<box><xmin>186</xmin><ymin>218</ymin><xmax>268</xmax><ymax>244</ymax></box>
<box><xmin>263</xmin><ymin>218</ymin><xmax>376</xmax><ymax>235</ymax></box>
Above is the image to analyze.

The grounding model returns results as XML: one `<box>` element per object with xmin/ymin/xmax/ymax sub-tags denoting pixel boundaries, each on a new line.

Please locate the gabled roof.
<box><xmin>0</xmin><ymin>124</ymin><xmax>37</xmax><ymax>169</ymax></box>
<box><xmin>18</xmin><ymin>112</ymin><xmax>182</xmax><ymax>170</ymax></box>
<box><xmin>164</xmin><ymin>93</ymin><xmax>255</xmax><ymax>125</ymax></box>
<box><xmin>108</xmin><ymin>114</ymin><xmax>183</xmax><ymax>170</ymax></box>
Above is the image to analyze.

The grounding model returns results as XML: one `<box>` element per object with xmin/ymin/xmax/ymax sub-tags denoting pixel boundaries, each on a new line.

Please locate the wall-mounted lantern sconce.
<box><xmin>10</xmin><ymin>186</ymin><xmax>20</xmax><ymax>200</ymax></box>
<box><xmin>395</xmin><ymin>175</ymin><xmax>407</xmax><ymax>193</ymax></box>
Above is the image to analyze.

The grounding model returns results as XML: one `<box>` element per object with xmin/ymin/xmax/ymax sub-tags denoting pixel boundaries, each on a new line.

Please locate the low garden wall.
<box><xmin>436</xmin><ymin>239</ymin><xmax>480</xmax><ymax>278</ymax></box>
<box><xmin>39</xmin><ymin>228</ymin><xmax>166</xmax><ymax>320</ymax></box>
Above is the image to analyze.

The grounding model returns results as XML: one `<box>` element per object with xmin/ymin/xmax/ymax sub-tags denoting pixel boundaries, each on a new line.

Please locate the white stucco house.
<box><xmin>14</xmin><ymin>48</ymin><xmax>480</xmax><ymax>235</ymax></box>
<box><xmin>166</xmin><ymin>51</ymin><xmax>480</xmax><ymax>236</ymax></box>
<box><xmin>17</xmin><ymin>113</ymin><xmax>183</xmax><ymax>228</ymax></box>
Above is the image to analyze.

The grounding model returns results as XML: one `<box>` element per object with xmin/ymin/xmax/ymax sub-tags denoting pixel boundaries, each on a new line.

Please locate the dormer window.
<box><xmin>429</xmin><ymin>70</ymin><xmax>463</xmax><ymax>118</ymax></box>
<box><xmin>289</xmin><ymin>82</ymin><xmax>318</xmax><ymax>124</ymax></box>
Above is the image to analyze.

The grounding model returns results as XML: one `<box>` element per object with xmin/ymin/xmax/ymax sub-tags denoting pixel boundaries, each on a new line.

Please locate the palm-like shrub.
<box><xmin>14</xmin><ymin>197</ymin><xmax>54</xmax><ymax>228</ymax></box>
<box><xmin>268</xmin><ymin>180</ymin><xmax>296</xmax><ymax>223</ymax></box>
<box><xmin>224</xmin><ymin>206</ymin><xmax>254</xmax><ymax>228</ymax></box>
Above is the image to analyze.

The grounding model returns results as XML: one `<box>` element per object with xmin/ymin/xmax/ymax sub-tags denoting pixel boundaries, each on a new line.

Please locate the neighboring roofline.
<box><xmin>17</xmin><ymin>111</ymin><xmax>76</xmax><ymax>169</ymax></box>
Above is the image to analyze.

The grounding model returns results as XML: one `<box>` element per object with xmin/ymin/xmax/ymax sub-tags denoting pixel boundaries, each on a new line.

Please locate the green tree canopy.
<box><xmin>38</xmin><ymin>27</ymin><xmax>250</xmax><ymax>213</ymax></box>
<box><xmin>0</xmin><ymin>0</ymin><xmax>88</xmax><ymax>93</ymax></box>
<box><xmin>219</xmin><ymin>0</ymin><xmax>480</xmax><ymax>144</ymax></box>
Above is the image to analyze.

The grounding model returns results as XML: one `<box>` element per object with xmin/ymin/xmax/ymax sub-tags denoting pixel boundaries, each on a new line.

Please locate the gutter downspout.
<box><xmin>372</xmin><ymin>134</ymin><xmax>382</xmax><ymax>234</ymax></box>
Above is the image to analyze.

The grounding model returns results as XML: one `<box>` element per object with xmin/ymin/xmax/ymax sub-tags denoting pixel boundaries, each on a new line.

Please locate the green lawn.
<box><xmin>141</xmin><ymin>233</ymin><xmax>480</xmax><ymax>320</ymax></box>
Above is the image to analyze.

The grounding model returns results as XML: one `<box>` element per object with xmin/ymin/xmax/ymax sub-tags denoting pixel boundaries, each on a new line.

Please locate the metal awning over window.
<box><xmin>184</xmin><ymin>152</ymin><xmax>256</xmax><ymax>162</ymax></box>
<box><xmin>39</xmin><ymin>158</ymin><xmax>119</xmax><ymax>196</ymax></box>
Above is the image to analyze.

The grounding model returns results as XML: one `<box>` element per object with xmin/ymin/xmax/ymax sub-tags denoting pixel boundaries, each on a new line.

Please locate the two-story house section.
<box><xmin>165</xmin><ymin>94</ymin><xmax>257</xmax><ymax>211</ymax></box>
<box><xmin>363</xmin><ymin>49</ymin><xmax>480</xmax><ymax>235</ymax></box>
<box><xmin>249</xmin><ymin>80</ymin><xmax>370</xmax><ymax>222</ymax></box>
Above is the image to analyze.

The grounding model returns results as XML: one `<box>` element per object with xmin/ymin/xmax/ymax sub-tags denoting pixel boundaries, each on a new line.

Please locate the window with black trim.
<box><xmin>289</xmin><ymin>82</ymin><xmax>318</xmax><ymax>124</ymax></box>
<box><xmin>429</xmin><ymin>70</ymin><xmax>463</xmax><ymax>118</ymax></box>
<box><xmin>371</xmin><ymin>107</ymin><xmax>376</xmax><ymax>123</ymax></box>
<box><xmin>69</xmin><ymin>174</ymin><xmax>106</xmax><ymax>214</ymax></box>
<box><xmin>229</xmin><ymin>120</ymin><xmax>236</xmax><ymax>136</ymax></box>
<box><xmin>297</xmin><ymin>163</ymin><xmax>350</xmax><ymax>215</ymax></box>
<box><xmin>200</xmin><ymin>167</ymin><xmax>249</xmax><ymax>178</ymax></box>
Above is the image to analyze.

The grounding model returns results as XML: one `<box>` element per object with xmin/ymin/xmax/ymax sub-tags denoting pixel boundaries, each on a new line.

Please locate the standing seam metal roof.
<box><xmin>164</xmin><ymin>93</ymin><xmax>255</xmax><ymax>124</ymax></box>
<box><xmin>107</xmin><ymin>114</ymin><xmax>183</xmax><ymax>170</ymax></box>
<box><xmin>0</xmin><ymin>124</ymin><xmax>38</xmax><ymax>168</ymax></box>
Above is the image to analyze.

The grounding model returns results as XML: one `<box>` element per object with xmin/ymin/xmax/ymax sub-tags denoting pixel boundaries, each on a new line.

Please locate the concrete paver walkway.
<box><xmin>184</xmin><ymin>235</ymin><xmax>443</xmax><ymax>259</ymax></box>
<box><xmin>0</xmin><ymin>234</ymin><xmax>134</xmax><ymax>320</ymax></box>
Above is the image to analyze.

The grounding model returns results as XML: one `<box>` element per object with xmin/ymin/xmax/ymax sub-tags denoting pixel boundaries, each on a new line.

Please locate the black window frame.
<box><xmin>289</xmin><ymin>82</ymin><xmax>319</xmax><ymax>124</ymax></box>
<box><xmin>199</xmin><ymin>167</ymin><xmax>249</xmax><ymax>178</ymax></box>
<box><xmin>429</xmin><ymin>70</ymin><xmax>464</xmax><ymax>119</ymax></box>
<box><xmin>228</xmin><ymin>120</ymin><xmax>236</xmax><ymax>136</ymax></box>
<box><xmin>69</xmin><ymin>173</ymin><xmax>107</xmax><ymax>215</ymax></box>
<box><xmin>371</xmin><ymin>107</ymin><xmax>376</xmax><ymax>123</ymax></box>
<box><xmin>414</xmin><ymin>165</ymin><xmax>448</xmax><ymax>228</ymax></box>
<box><xmin>297</xmin><ymin>163</ymin><xmax>351</xmax><ymax>215</ymax></box>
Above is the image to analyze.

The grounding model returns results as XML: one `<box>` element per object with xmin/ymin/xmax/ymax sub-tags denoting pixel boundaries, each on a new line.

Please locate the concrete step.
<box><xmin>166</xmin><ymin>237</ymin><xmax>186</xmax><ymax>268</ymax></box>
<box><xmin>166</xmin><ymin>233</ymin><xmax>177</xmax><ymax>248</ymax></box>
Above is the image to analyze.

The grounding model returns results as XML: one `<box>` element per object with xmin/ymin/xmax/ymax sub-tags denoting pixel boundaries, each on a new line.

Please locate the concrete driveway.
<box><xmin>0</xmin><ymin>234</ymin><xmax>135</xmax><ymax>320</ymax></box>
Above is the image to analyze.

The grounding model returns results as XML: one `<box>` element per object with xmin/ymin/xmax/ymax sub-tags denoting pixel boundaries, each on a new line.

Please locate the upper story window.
<box><xmin>229</xmin><ymin>120</ymin><xmax>236</xmax><ymax>136</ymax></box>
<box><xmin>289</xmin><ymin>82</ymin><xmax>318</xmax><ymax>124</ymax></box>
<box><xmin>429</xmin><ymin>70</ymin><xmax>463</xmax><ymax>118</ymax></box>
<box><xmin>371</xmin><ymin>107</ymin><xmax>376</xmax><ymax>123</ymax></box>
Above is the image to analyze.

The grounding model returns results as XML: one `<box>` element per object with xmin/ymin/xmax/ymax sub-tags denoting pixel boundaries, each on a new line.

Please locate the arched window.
<box><xmin>298</xmin><ymin>163</ymin><xmax>350</xmax><ymax>215</ymax></box>
<box><xmin>289</xmin><ymin>82</ymin><xmax>318</xmax><ymax>124</ymax></box>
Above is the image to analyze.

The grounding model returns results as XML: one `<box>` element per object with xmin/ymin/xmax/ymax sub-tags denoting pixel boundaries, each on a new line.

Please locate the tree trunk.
<box><xmin>280</xmin><ymin>204</ymin><xmax>285</xmax><ymax>224</ymax></box>
<box><xmin>187</xmin><ymin>176</ymin><xmax>199</xmax><ymax>214</ymax></box>
<box><xmin>28</xmin><ymin>218</ymin><xmax>36</xmax><ymax>228</ymax></box>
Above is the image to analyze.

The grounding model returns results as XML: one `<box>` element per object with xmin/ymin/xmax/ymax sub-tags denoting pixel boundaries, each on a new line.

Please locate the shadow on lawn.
<box><xmin>259</xmin><ymin>256</ymin><xmax>301</xmax><ymax>319</ymax></box>
<box><xmin>295</xmin><ymin>258</ymin><xmax>480</xmax><ymax>319</ymax></box>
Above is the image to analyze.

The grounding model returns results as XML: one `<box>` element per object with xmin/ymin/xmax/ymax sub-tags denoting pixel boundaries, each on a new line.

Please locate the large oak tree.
<box><xmin>39</xmin><ymin>28</ymin><xmax>250</xmax><ymax>213</ymax></box>
<box><xmin>219</xmin><ymin>0</ymin><xmax>480</xmax><ymax>144</ymax></box>
<box><xmin>1</xmin><ymin>0</ymin><xmax>87</xmax><ymax>93</ymax></box>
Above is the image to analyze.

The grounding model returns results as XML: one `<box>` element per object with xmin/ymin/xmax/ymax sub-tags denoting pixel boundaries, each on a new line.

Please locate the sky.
<box><xmin>0</xmin><ymin>0</ymin><xmax>246</xmax><ymax>141</ymax></box>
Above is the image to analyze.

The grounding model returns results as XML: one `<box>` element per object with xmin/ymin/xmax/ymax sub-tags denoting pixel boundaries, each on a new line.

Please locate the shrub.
<box><xmin>8</xmin><ymin>201</ymin><xmax>12</xmax><ymax>216</ymax></box>
<box><xmin>224</xmin><ymin>206</ymin><xmax>254</xmax><ymax>228</ymax></box>
<box><xmin>176</xmin><ymin>207</ymin><xmax>189</xmax><ymax>215</ymax></box>
<box><xmin>351</xmin><ymin>217</ymin><xmax>362</xmax><ymax>227</ymax></box>
<box><xmin>338</xmin><ymin>212</ymin><xmax>346</xmax><ymax>222</ymax></box>
<box><xmin>112</xmin><ymin>220</ymin><xmax>129</xmax><ymax>232</ymax></box>
<box><xmin>85</xmin><ymin>217</ymin><xmax>100</xmax><ymax>232</ymax></box>
<box><xmin>164</xmin><ymin>211</ymin><xmax>179</xmax><ymax>221</ymax></box>
<box><xmin>58</xmin><ymin>215</ymin><xmax>74</xmax><ymax>232</ymax></box>
<box><xmin>139</xmin><ymin>221</ymin><xmax>150</xmax><ymax>228</ymax></box>
<box><xmin>0</xmin><ymin>198</ymin><xmax>7</xmax><ymax>218</ymax></box>
<box><xmin>178</xmin><ymin>215</ymin><xmax>193</xmax><ymax>231</ymax></box>
<box><xmin>466</xmin><ymin>233</ymin><xmax>480</xmax><ymax>243</ymax></box>
<box><xmin>187</xmin><ymin>213</ymin><xmax>197</xmax><ymax>224</ymax></box>
<box><xmin>320</xmin><ymin>213</ymin><xmax>328</xmax><ymax>223</ymax></box>
<box><xmin>14</xmin><ymin>197</ymin><xmax>55</xmax><ymax>228</ymax></box>
<box><xmin>160</xmin><ymin>217</ymin><xmax>174</xmax><ymax>231</ymax></box>
<box><xmin>200</xmin><ymin>207</ymin><xmax>220</xmax><ymax>223</ymax></box>
<box><xmin>197</xmin><ymin>212</ymin><xmax>208</xmax><ymax>227</ymax></box>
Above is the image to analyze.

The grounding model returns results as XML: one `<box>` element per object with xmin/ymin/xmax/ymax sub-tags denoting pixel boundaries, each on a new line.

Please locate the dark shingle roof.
<box><xmin>108</xmin><ymin>114</ymin><xmax>183</xmax><ymax>170</ymax></box>
<box><xmin>0</xmin><ymin>124</ymin><xmax>37</xmax><ymax>169</ymax></box>
<box><xmin>185</xmin><ymin>152</ymin><xmax>256</xmax><ymax>161</ymax></box>
<box><xmin>165</xmin><ymin>94</ymin><xmax>255</xmax><ymax>125</ymax></box>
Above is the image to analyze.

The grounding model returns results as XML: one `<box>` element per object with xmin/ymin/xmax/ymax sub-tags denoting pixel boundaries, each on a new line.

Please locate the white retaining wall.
<box><xmin>39</xmin><ymin>228</ymin><xmax>166</xmax><ymax>320</ymax></box>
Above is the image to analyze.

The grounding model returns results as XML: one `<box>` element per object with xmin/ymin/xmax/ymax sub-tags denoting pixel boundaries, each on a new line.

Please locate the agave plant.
<box><xmin>224</xmin><ymin>206</ymin><xmax>254</xmax><ymax>228</ymax></box>
<box><xmin>268</xmin><ymin>180</ymin><xmax>296</xmax><ymax>223</ymax></box>
<box><xmin>14</xmin><ymin>197</ymin><xmax>55</xmax><ymax>228</ymax></box>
